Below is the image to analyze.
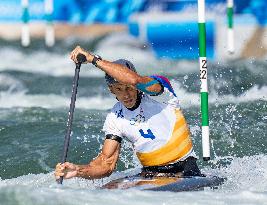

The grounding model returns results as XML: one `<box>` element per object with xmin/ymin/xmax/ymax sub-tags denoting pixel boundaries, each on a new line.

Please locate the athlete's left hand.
<box><xmin>54</xmin><ymin>162</ymin><xmax>78</xmax><ymax>180</ymax></box>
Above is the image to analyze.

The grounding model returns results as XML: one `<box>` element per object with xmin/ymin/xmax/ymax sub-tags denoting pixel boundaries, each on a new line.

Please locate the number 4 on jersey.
<box><xmin>139</xmin><ymin>129</ymin><xmax>156</xmax><ymax>140</ymax></box>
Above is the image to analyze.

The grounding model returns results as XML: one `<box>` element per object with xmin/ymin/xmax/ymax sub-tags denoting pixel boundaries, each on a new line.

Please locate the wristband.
<box><xmin>105</xmin><ymin>134</ymin><xmax>122</xmax><ymax>143</ymax></box>
<box><xmin>92</xmin><ymin>54</ymin><xmax>102</xmax><ymax>67</ymax></box>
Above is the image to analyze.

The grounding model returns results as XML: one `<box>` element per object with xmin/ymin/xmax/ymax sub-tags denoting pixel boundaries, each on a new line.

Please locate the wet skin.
<box><xmin>109</xmin><ymin>83</ymin><xmax>138</xmax><ymax>109</ymax></box>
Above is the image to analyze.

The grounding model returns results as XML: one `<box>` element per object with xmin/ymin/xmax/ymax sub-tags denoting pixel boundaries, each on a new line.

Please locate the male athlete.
<box><xmin>55</xmin><ymin>46</ymin><xmax>201</xmax><ymax>180</ymax></box>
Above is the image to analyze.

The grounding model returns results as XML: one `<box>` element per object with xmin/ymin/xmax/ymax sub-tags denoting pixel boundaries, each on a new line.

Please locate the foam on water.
<box><xmin>0</xmin><ymin>29</ymin><xmax>266</xmax><ymax>205</ymax></box>
<box><xmin>0</xmin><ymin>77</ymin><xmax>265</xmax><ymax>109</ymax></box>
<box><xmin>0</xmin><ymin>48</ymin><xmax>104</xmax><ymax>77</ymax></box>
<box><xmin>0</xmin><ymin>155</ymin><xmax>266</xmax><ymax>205</ymax></box>
<box><xmin>0</xmin><ymin>91</ymin><xmax>116</xmax><ymax>109</ymax></box>
<box><xmin>167</xmin><ymin>81</ymin><xmax>266</xmax><ymax>108</ymax></box>
<box><xmin>0</xmin><ymin>34</ymin><xmax>200</xmax><ymax>78</ymax></box>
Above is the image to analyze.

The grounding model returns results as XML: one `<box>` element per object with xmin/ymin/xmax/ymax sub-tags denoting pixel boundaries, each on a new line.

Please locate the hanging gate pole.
<box><xmin>227</xmin><ymin>0</ymin><xmax>234</xmax><ymax>54</ymax></box>
<box><xmin>21</xmin><ymin>0</ymin><xmax>30</xmax><ymax>47</ymax></box>
<box><xmin>198</xmin><ymin>0</ymin><xmax>210</xmax><ymax>161</ymax></box>
<box><xmin>44</xmin><ymin>0</ymin><xmax>55</xmax><ymax>47</ymax></box>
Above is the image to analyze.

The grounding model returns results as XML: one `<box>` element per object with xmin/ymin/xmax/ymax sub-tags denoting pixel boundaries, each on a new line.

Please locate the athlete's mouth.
<box><xmin>124</xmin><ymin>99</ymin><xmax>133</xmax><ymax>104</ymax></box>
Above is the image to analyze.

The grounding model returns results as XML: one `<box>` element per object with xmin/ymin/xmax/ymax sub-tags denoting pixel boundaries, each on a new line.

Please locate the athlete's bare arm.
<box><xmin>55</xmin><ymin>139</ymin><xmax>120</xmax><ymax>180</ymax></box>
<box><xmin>70</xmin><ymin>46</ymin><xmax>162</xmax><ymax>94</ymax></box>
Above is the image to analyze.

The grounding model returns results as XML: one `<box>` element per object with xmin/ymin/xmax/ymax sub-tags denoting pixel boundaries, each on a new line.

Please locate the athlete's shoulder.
<box><xmin>141</xmin><ymin>94</ymin><xmax>170</xmax><ymax>111</ymax></box>
<box><xmin>108</xmin><ymin>102</ymin><xmax>124</xmax><ymax>120</ymax></box>
<box><xmin>146</xmin><ymin>76</ymin><xmax>180</xmax><ymax>108</ymax></box>
<box><xmin>104</xmin><ymin>102</ymin><xmax>123</xmax><ymax>128</ymax></box>
<box><xmin>110</xmin><ymin>101</ymin><xmax>122</xmax><ymax>112</ymax></box>
<box><xmin>150</xmin><ymin>75</ymin><xmax>177</xmax><ymax>97</ymax></box>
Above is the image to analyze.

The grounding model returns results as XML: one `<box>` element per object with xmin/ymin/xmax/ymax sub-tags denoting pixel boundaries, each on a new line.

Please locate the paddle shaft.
<box><xmin>58</xmin><ymin>54</ymin><xmax>86</xmax><ymax>184</ymax></box>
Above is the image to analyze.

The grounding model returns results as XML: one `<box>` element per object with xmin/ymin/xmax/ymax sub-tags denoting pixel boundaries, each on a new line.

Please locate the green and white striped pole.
<box><xmin>21</xmin><ymin>0</ymin><xmax>30</xmax><ymax>47</ymax></box>
<box><xmin>227</xmin><ymin>0</ymin><xmax>234</xmax><ymax>54</ymax></box>
<box><xmin>45</xmin><ymin>0</ymin><xmax>55</xmax><ymax>47</ymax></box>
<box><xmin>198</xmin><ymin>0</ymin><xmax>210</xmax><ymax>161</ymax></box>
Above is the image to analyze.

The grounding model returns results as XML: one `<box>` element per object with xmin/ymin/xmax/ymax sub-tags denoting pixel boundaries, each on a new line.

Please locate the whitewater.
<box><xmin>0</xmin><ymin>32</ymin><xmax>266</xmax><ymax>205</ymax></box>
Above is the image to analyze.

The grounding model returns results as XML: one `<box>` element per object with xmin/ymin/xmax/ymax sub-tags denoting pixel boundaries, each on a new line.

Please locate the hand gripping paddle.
<box><xmin>57</xmin><ymin>53</ymin><xmax>87</xmax><ymax>184</ymax></box>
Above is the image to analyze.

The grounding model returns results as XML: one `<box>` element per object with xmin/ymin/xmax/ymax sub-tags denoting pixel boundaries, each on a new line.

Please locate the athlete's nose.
<box><xmin>123</xmin><ymin>94</ymin><xmax>130</xmax><ymax>100</ymax></box>
<box><xmin>123</xmin><ymin>90</ymin><xmax>131</xmax><ymax>99</ymax></box>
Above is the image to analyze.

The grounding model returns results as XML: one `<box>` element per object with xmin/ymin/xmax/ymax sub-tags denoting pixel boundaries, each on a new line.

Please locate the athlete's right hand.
<box><xmin>70</xmin><ymin>46</ymin><xmax>93</xmax><ymax>64</ymax></box>
<box><xmin>54</xmin><ymin>162</ymin><xmax>78</xmax><ymax>180</ymax></box>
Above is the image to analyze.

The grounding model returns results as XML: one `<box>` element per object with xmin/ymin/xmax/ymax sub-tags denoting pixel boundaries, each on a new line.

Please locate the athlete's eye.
<box><xmin>126</xmin><ymin>86</ymin><xmax>133</xmax><ymax>91</ymax></box>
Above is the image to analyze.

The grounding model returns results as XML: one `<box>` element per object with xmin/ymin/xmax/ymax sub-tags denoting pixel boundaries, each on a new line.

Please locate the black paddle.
<box><xmin>57</xmin><ymin>53</ymin><xmax>87</xmax><ymax>184</ymax></box>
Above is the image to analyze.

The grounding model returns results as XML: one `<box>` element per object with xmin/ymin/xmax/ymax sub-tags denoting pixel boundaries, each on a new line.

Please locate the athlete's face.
<box><xmin>109</xmin><ymin>83</ymin><xmax>138</xmax><ymax>108</ymax></box>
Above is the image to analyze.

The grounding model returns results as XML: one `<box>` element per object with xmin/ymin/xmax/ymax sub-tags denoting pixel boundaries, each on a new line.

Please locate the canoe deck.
<box><xmin>102</xmin><ymin>175</ymin><xmax>225</xmax><ymax>192</ymax></box>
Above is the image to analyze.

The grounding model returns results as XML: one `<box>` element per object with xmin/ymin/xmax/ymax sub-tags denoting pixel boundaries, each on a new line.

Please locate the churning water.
<box><xmin>0</xmin><ymin>32</ymin><xmax>266</xmax><ymax>205</ymax></box>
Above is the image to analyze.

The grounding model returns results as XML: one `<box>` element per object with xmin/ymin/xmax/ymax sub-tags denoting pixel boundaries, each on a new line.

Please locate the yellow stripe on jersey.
<box><xmin>136</xmin><ymin>109</ymin><xmax>193</xmax><ymax>166</ymax></box>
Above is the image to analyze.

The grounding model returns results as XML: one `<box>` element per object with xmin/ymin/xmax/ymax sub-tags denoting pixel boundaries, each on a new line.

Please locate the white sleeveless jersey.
<box><xmin>103</xmin><ymin>76</ymin><xmax>196</xmax><ymax>166</ymax></box>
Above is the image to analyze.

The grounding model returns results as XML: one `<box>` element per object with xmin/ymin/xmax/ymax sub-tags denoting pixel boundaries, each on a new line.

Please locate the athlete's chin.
<box><xmin>123</xmin><ymin>100</ymin><xmax>135</xmax><ymax>108</ymax></box>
